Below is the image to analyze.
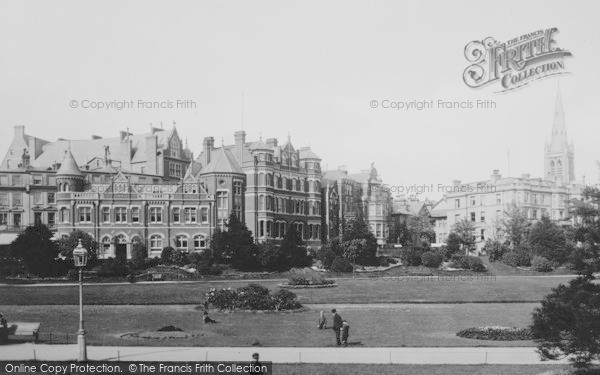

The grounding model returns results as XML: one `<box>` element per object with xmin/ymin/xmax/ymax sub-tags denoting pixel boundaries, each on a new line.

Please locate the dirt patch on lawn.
<box><xmin>119</xmin><ymin>330</ymin><xmax>219</xmax><ymax>340</ymax></box>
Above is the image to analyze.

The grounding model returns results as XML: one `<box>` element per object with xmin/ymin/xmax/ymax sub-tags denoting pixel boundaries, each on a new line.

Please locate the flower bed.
<box><xmin>456</xmin><ymin>326</ymin><xmax>533</xmax><ymax>341</ymax></box>
<box><xmin>205</xmin><ymin>283</ymin><xmax>302</xmax><ymax>311</ymax></box>
<box><xmin>278</xmin><ymin>283</ymin><xmax>338</xmax><ymax>289</ymax></box>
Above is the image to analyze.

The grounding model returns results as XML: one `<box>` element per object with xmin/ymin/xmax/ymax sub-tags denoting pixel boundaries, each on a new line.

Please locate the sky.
<box><xmin>1</xmin><ymin>0</ymin><xmax>599</xmax><ymax>199</ymax></box>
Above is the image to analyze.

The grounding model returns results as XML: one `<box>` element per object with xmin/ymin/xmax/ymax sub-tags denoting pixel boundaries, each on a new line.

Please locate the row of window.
<box><xmin>0</xmin><ymin>174</ymin><xmax>57</xmax><ymax>187</ymax></box>
<box><xmin>97</xmin><ymin>233</ymin><xmax>208</xmax><ymax>255</ymax></box>
<box><xmin>257</xmin><ymin>196</ymin><xmax>321</xmax><ymax>215</ymax></box>
<box><xmin>0</xmin><ymin>192</ymin><xmax>56</xmax><ymax>206</ymax></box>
<box><xmin>256</xmin><ymin>173</ymin><xmax>321</xmax><ymax>192</ymax></box>
<box><xmin>458</xmin><ymin>192</ymin><xmax>566</xmax><ymax>209</ymax></box>
<box><xmin>60</xmin><ymin>206</ymin><xmax>211</xmax><ymax>224</ymax></box>
<box><xmin>257</xmin><ymin>220</ymin><xmax>321</xmax><ymax>240</ymax></box>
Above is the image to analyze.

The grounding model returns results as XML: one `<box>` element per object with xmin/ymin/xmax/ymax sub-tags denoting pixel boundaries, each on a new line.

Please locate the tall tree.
<box><xmin>531</xmin><ymin>275</ymin><xmax>600</xmax><ymax>369</ymax></box>
<box><xmin>529</xmin><ymin>215</ymin><xmax>568</xmax><ymax>264</ymax></box>
<box><xmin>281</xmin><ymin>225</ymin><xmax>311</xmax><ymax>269</ymax></box>
<box><xmin>451</xmin><ymin>218</ymin><xmax>476</xmax><ymax>254</ymax></box>
<box><xmin>407</xmin><ymin>213</ymin><xmax>435</xmax><ymax>245</ymax></box>
<box><xmin>58</xmin><ymin>230</ymin><xmax>98</xmax><ymax>266</ymax></box>
<box><xmin>569</xmin><ymin>186</ymin><xmax>600</xmax><ymax>272</ymax></box>
<box><xmin>224</xmin><ymin>213</ymin><xmax>259</xmax><ymax>271</ymax></box>
<box><xmin>10</xmin><ymin>225</ymin><xmax>58</xmax><ymax>276</ymax></box>
<box><xmin>342</xmin><ymin>216</ymin><xmax>378</xmax><ymax>263</ymax></box>
<box><xmin>498</xmin><ymin>202</ymin><xmax>531</xmax><ymax>247</ymax></box>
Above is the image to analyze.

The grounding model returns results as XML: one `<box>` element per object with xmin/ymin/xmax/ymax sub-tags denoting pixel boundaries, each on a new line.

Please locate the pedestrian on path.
<box><xmin>331</xmin><ymin>309</ymin><xmax>343</xmax><ymax>346</ymax></box>
<box><xmin>249</xmin><ymin>353</ymin><xmax>263</xmax><ymax>375</ymax></box>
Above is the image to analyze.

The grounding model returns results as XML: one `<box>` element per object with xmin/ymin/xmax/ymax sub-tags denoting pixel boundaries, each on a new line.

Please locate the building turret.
<box><xmin>56</xmin><ymin>150</ymin><xmax>84</xmax><ymax>192</ymax></box>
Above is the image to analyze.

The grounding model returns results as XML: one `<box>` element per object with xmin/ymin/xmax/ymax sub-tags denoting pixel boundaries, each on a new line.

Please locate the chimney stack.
<box><xmin>145</xmin><ymin>135</ymin><xmax>158</xmax><ymax>175</ymax></box>
<box><xmin>266</xmin><ymin>138</ymin><xmax>278</xmax><ymax>148</ymax></box>
<box><xmin>203</xmin><ymin>137</ymin><xmax>215</xmax><ymax>167</ymax></box>
<box><xmin>234</xmin><ymin>131</ymin><xmax>246</xmax><ymax>164</ymax></box>
<box><xmin>491</xmin><ymin>169</ymin><xmax>501</xmax><ymax>183</ymax></box>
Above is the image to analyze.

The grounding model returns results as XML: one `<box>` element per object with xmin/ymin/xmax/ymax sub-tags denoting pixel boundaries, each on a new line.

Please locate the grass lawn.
<box><xmin>273</xmin><ymin>364</ymin><xmax>571</xmax><ymax>375</ymax></box>
<box><xmin>0</xmin><ymin>303</ymin><xmax>539</xmax><ymax>347</ymax></box>
<box><xmin>0</xmin><ymin>275</ymin><xmax>574</xmax><ymax>305</ymax></box>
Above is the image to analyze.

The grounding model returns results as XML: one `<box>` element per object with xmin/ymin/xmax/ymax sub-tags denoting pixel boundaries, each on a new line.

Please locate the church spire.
<box><xmin>549</xmin><ymin>83</ymin><xmax>568</xmax><ymax>153</ymax></box>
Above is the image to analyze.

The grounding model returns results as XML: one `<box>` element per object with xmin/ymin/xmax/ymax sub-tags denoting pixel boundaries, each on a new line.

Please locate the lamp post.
<box><xmin>72</xmin><ymin>239</ymin><xmax>88</xmax><ymax>362</ymax></box>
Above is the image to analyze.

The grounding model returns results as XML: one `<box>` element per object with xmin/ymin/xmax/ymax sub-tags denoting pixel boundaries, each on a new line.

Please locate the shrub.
<box><xmin>94</xmin><ymin>258</ymin><xmax>128</xmax><ymax>277</ymax></box>
<box><xmin>531</xmin><ymin>256</ymin><xmax>556</xmax><ymax>272</ymax></box>
<box><xmin>502</xmin><ymin>248</ymin><xmax>532</xmax><ymax>267</ymax></box>
<box><xmin>450</xmin><ymin>255</ymin><xmax>486</xmax><ymax>272</ymax></box>
<box><xmin>160</xmin><ymin>247</ymin><xmax>175</xmax><ymax>264</ymax></box>
<box><xmin>316</xmin><ymin>248</ymin><xmax>337</xmax><ymax>270</ymax></box>
<box><xmin>205</xmin><ymin>284</ymin><xmax>301</xmax><ymax>311</ymax></box>
<box><xmin>271</xmin><ymin>289</ymin><xmax>301</xmax><ymax>311</ymax></box>
<box><xmin>421</xmin><ymin>251</ymin><xmax>443</xmax><ymax>268</ymax></box>
<box><xmin>205</xmin><ymin>287</ymin><xmax>239</xmax><ymax>310</ymax></box>
<box><xmin>287</xmin><ymin>268</ymin><xmax>332</xmax><ymax>286</ymax></box>
<box><xmin>144</xmin><ymin>257</ymin><xmax>161</xmax><ymax>269</ymax></box>
<box><xmin>237</xmin><ymin>283</ymin><xmax>272</xmax><ymax>310</ymax></box>
<box><xmin>457</xmin><ymin>326</ymin><xmax>532</xmax><ymax>341</ymax></box>
<box><xmin>330</xmin><ymin>256</ymin><xmax>353</xmax><ymax>273</ymax></box>
<box><xmin>127</xmin><ymin>273</ymin><xmax>137</xmax><ymax>283</ymax></box>
<box><xmin>400</xmin><ymin>247</ymin><xmax>425</xmax><ymax>266</ymax></box>
<box><xmin>483</xmin><ymin>239</ymin><xmax>508</xmax><ymax>262</ymax></box>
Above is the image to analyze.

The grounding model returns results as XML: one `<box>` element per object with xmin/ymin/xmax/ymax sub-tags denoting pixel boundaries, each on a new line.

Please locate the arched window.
<box><xmin>258</xmin><ymin>173</ymin><xmax>265</xmax><ymax>186</ymax></box>
<box><xmin>131</xmin><ymin>236</ymin><xmax>141</xmax><ymax>245</ymax></box>
<box><xmin>175</xmin><ymin>235</ymin><xmax>188</xmax><ymax>251</ymax></box>
<box><xmin>150</xmin><ymin>235</ymin><xmax>163</xmax><ymax>252</ymax></box>
<box><xmin>259</xmin><ymin>195</ymin><xmax>265</xmax><ymax>211</ymax></box>
<box><xmin>115</xmin><ymin>234</ymin><xmax>127</xmax><ymax>243</ymax></box>
<box><xmin>101</xmin><ymin>236</ymin><xmax>111</xmax><ymax>257</ymax></box>
<box><xmin>194</xmin><ymin>234</ymin><xmax>207</xmax><ymax>250</ymax></box>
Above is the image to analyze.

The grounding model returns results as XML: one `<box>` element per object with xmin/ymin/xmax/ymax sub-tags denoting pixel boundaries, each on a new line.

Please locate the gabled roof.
<box><xmin>201</xmin><ymin>147</ymin><xmax>244</xmax><ymax>174</ymax></box>
<box><xmin>299</xmin><ymin>147</ymin><xmax>320</xmax><ymax>160</ymax></box>
<box><xmin>322</xmin><ymin>169</ymin><xmax>351</xmax><ymax>182</ymax></box>
<box><xmin>281</xmin><ymin>139</ymin><xmax>295</xmax><ymax>153</ymax></box>
<box><xmin>248</xmin><ymin>139</ymin><xmax>272</xmax><ymax>151</ymax></box>
<box><xmin>56</xmin><ymin>150</ymin><xmax>83</xmax><ymax>176</ymax></box>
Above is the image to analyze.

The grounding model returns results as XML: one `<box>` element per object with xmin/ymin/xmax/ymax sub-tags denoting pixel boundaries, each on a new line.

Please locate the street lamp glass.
<box><xmin>72</xmin><ymin>239</ymin><xmax>88</xmax><ymax>268</ymax></box>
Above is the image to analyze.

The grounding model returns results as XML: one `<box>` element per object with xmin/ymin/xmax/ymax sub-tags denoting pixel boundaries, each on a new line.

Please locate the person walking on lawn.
<box><xmin>331</xmin><ymin>309</ymin><xmax>343</xmax><ymax>346</ymax></box>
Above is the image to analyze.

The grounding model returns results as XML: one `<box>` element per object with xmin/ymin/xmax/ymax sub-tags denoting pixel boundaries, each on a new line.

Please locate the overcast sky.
<box><xmin>1</xmin><ymin>0</ymin><xmax>598</xmax><ymax>198</ymax></box>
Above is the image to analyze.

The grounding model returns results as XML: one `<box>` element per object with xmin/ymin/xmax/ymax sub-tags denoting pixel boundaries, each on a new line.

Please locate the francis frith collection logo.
<box><xmin>463</xmin><ymin>28</ymin><xmax>572</xmax><ymax>92</ymax></box>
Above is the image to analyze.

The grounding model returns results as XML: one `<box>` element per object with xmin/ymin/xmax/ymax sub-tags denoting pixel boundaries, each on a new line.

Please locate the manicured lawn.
<box><xmin>0</xmin><ymin>275</ymin><xmax>574</xmax><ymax>305</ymax></box>
<box><xmin>0</xmin><ymin>303</ymin><xmax>539</xmax><ymax>347</ymax></box>
<box><xmin>273</xmin><ymin>364</ymin><xmax>571</xmax><ymax>375</ymax></box>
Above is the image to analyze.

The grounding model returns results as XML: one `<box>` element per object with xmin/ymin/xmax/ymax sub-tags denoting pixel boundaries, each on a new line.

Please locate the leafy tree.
<box><xmin>10</xmin><ymin>225</ymin><xmax>58</xmax><ymax>276</ymax></box>
<box><xmin>568</xmin><ymin>187</ymin><xmax>600</xmax><ymax>274</ymax></box>
<box><xmin>451</xmin><ymin>218</ymin><xmax>476</xmax><ymax>254</ymax></box>
<box><xmin>58</xmin><ymin>230</ymin><xmax>98</xmax><ymax>266</ymax></box>
<box><xmin>342</xmin><ymin>217</ymin><xmax>378</xmax><ymax>264</ymax></box>
<box><xmin>316</xmin><ymin>238</ymin><xmax>342</xmax><ymax>269</ymax></box>
<box><xmin>130</xmin><ymin>242</ymin><xmax>148</xmax><ymax>269</ymax></box>
<box><xmin>531</xmin><ymin>275</ymin><xmax>600</xmax><ymax>369</ymax></box>
<box><xmin>407</xmin><ymin>213</ymin><xmax>435</xmax><ymax>245</ymax></box>
<box><xmin>257</xmin><ymin>240</ymin><xmax>285</xmax><ymax>271</ymax></box>
<box><xmin>160</xmin><ymin>246</ymin><xmax>175</xmax><ymax>264</ymax></box>
<box><xmin>498</xmin><ymin>202</ymin><xmax>531</xmax><ymax>247</ymax></box>
<box><xmin>444</xmin><ymin>232</ymin><xmax>462</xmax><ymax>260</ymax></box>
<box><xmin>280</xmin><ymin>225</ymin><xmax>311</xmax><ymax>269</ymax></box>
<box><xmin>209</xmin><ymin>213</ymin><xmax>258</xmax><ymax>270</ymax></box>
<box><xmin>529</xmin><ymin>215</ymin><xmax>569</xmax><ymax>264</ymax></box>
<box><xmin>394</xmin><ymin>222</ymin><xmax>412</xmax><ymax>245</ymax></box>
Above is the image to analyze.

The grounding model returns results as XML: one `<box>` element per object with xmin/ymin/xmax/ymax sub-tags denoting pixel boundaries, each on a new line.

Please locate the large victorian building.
<box><xmin>321</xmin><ymin>165</ymin><xmax>393</xmax><ymax>245</ymax></box>
<box><xmin>194</xmin><ymin>132</ymin><xmax>323</xmax><ymax>247</ymax></box>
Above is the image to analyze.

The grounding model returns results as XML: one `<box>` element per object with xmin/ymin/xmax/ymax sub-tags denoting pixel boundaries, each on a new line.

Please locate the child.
<box><xmin>317</xmin><ymin>311</ymin><xmax>327</xmax><ymax>329</ymax></box>
<box><xmin>203</xmin><ymin>310</ymin><xmax>217</xmax><ymax>324</ymax></box>
<box><xmin>341</xmin><ymin>320</ymin><xmax>350</xmax><ymax>347</ymax></box>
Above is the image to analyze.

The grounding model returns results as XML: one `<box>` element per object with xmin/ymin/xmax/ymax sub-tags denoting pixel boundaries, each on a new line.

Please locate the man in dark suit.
<box><xmin>331</xmin><ymin>309</ymin><xmax>343</xmax><ymax>346</ymax></box>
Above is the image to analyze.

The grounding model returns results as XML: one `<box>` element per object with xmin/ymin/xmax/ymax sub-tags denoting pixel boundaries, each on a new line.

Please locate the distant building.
<box><xmin>321</xmin><ymin>165</ymin><xmax>392</xmax><ymax>245</ymax></box>
<box><xmin>435</xmin><ymin>88</ymin><xmax>585</xmax><ymax>252</ymax></box>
